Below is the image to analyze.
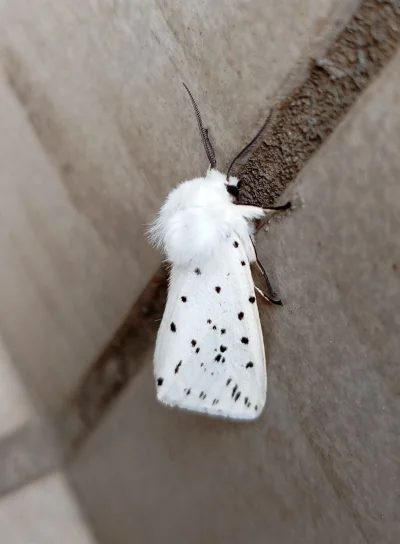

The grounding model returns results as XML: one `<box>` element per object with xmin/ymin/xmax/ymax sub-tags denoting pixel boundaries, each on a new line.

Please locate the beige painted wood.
<box><xmin>0</xmin><ymin>339</ymin><xmax>34</xmax><ymax>439</ymax></box>
<box><xmin>68</xmin><ymin>47</ymin><xmax>400</xmax><ymax>544</ymax></box>
<box><xmin>0</xmin><ymin>472</ymin><xmax>96</xmax><ymax>544</ymax></box>
<box><xmin>0</xmin><ymin>0</ymin><xmax>358</xmax><ymax>411</ymax></box>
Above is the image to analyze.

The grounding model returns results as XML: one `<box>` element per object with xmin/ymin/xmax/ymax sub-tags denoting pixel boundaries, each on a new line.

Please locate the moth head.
<box><xmin>225</xmin><ymin>139</ymin><xmax>246</xmax><ymax>199</ymax></box>
<box><xmin>225</xmin><ymin>177</ymin><xmax>243</xmax><ymax>200</ymax></box>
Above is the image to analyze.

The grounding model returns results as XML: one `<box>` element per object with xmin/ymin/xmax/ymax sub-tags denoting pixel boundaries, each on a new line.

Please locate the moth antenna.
<box><xmin>226</xmin><ymin>107</ymin><xmax>275</xmax><ymax>181</ymax></box>
<box><xmin>182</xmin><ymin>82</ymin><xmax>217</xmax><ymax>169</ymax></box>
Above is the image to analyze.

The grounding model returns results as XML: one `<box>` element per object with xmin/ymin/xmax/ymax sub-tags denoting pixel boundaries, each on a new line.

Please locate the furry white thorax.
<box><xmin>149</xmin><ymin>169</ymin><xmax>265</xmax><ymax>268</ymax></box>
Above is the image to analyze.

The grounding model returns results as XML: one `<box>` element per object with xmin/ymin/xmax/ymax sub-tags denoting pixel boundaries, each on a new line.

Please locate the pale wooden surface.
<box><xmin>68</xmin><ymin>49</ymin><xmax>400</xmax><ymax>544</ymax></box>
<box><xmin>0</xmin><ymin>0</ymin><xmax>357</xmax><ymax>411</ymax></box>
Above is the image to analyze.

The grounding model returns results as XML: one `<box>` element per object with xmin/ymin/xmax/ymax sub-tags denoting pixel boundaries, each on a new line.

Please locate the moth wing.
<box><xmin>154</xmin><ymin>234</ymin><xmax>266</xmax><ymax>420</ymax></box>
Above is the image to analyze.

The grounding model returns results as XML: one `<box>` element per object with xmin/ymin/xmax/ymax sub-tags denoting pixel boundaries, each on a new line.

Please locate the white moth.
<box><xmin>149</xmin><ymin>84</ymin><xmax>290</xmax><ymax>420</ymax></box>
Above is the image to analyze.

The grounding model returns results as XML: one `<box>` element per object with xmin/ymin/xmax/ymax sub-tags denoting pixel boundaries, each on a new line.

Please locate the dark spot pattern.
<box><xmin>255</xmin><ymin>405</ymin><xmax>258</xmax><ymax>411</ymax></box>
<box><xmin>226</xmin><ymin>378</ymin><xmax>232</xmax><ymax>386</ymax></box>
<box><xmin>199</xmin><ymin>392</ymin><xmax>207</xmax><ymax>399</ymax></box>
<box><xmin>181</xmin><ymin>296</ymin><xmax>187</xmax><ymax>302</ymax></box>
<box><xmin>196</xmin><ymin>347</ymin><xmax>200</xmax><ymax>353</ymax></box>
<box><xmin>215</xmin><ymin>286</ymin><xmax>221</xmax><ymax>293</ymax></box>
<box><xmin>215</xmin><ymin>354</ymin><xmax>222</xmax><ymax>362</ymax></box>
<box><xmin>241</xmin><ymin>261</ymin><xmax>246</xmax><ymax>266</ymax></box>
<box><xmin>234</xmin><ymin>391</ymin><xmax>241</xmax><ymax>402</ymax></box>
<box><xmin>207</xmin><ymin>319</ymin><xmax>212</xmax><ymax>324</ymax></box>
<box><xmin>220</xmin><ymin>345</ymin><xmax>227</xmax><ymax>353</ymax></box>
<box><xmin>213</xmin><ymin>325</ymin><xmax>217</xmax><ymax>330</ymax></box>
<box><xmin>222</xmin><ymin>358</ymin><xmax>225</xmax><ymax>363</ymax></box>
<box><xmin>194</xmin><ymin>268</ymin><xmax>201</xmax><ymax>275</ymax></box>
<box><xmin>170</xmin><ymin>322</ymin><xmax>176</xmax><ymax>332</ymax></box>
<box><xmin>212</xmin><ymin>399</ymin><xmax>219</xmax><ymax>406</ymax></box>
<box><xmin>238</xmin><ymin>312</ymin><xmax>244</xmax><ymax>320</ymax></box>
<box><xmin>232</xmin><ymin>385</ymin><xmax>238</xmax><ymax>398</ymax></box>
<box><xmin>249</xmin><ymin>296</ymin><xmax>256</xmax><ymax>303</ymax></box>
<box><xmin>185</xmin><ymin>388</ymin><xmax>191</xmax><ymax>396</ymax></box>
<box><xmin>200</xmin><ymin>363</ymin><xmax>204</xmax><ymax>367</ymax></box>
<box><xmin>221</xmin><ymin>328</ymin><xmax>226</xmax><ymax>334</ymax></box>
<box><xmin>246</xmin><ymin>362</ymin><xmax>254</xmax><ymax>369</ymax></box>
<box><xmin>157</xmin><ymin>377</ymin><xmax>164</xmax><ymax>386</ymax></box>
<box><xmin>241</xmin><ymin>337</ymin><xmax>249</xmax><ymax>344</ymax></box>
<box><xmin>233</xmin><ymin>241</ymin><xmax>239</xmax><ymax>248</ymax></box>
<box><xmin>174</xmin><ymin>360</ymin><xmax>182</xmax><ymax>374</ymax></box>
<box><xmin>191</xmin><ymin>339</ymin><xmax>197</xmax><ymax>347</ymax></box>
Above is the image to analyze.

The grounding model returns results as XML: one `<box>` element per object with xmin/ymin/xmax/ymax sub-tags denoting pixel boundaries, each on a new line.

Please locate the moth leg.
<box><xmin>263</xmin><ymin>201</ymin><xmax>291</xmax><ymax>212</ymax></box>
<box><xmin>255</xmin><ymin>286</ymin><xmax>283</xmax><ymax>306</ymax></box>
<box><xmin>237</xmin><ymin>202</ymin><xmax>291</xmax><ymax>219</ymax></box>
<box><xmin>251</xmin><ymin>240</ymin><xmax>283</xmax><ymax>305</ymax></box>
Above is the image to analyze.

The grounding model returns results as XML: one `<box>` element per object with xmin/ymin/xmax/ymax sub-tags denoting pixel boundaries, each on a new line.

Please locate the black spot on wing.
<box><xmin>238</xmin><ymin>312</ymin><xmax>244</xmax><ymax>320</ymax></box>
<box><xmin>212</xmin><ymin>399</ymin><xmax>219</xmax><ymax>406</ymax></box>
<box><xmin>215</xmin><ymin>286</ymin><xmax>221</xmax><ymax>293</ymax></box>
<box><xmin>199</xmin><ymin>391</ymin><xmax>206</xmax><ymax>399</ymax></box>
<box><xmin>191</xmin><ymin>339</ymin><xmax>197</xmax><ymax>347</ymax></box>
<box><xmin>213</xmin><ymin>325</ymin><xmax>217</xmax><ymax>330</ymax></box>
<box><xmin>222</xmin><ymin>357</ymin><xmax>225</xmax><ymax>363</ymax></box>
<box><xmin>170</xmin><ymin>322</ymin><xmax>176</xmax><ymax>332</ymax></box>
<box><xmin>181</xmin><ymin>296</ymin><xmax>187</xmax><ymax>302</ymax></box>
<box><xmin>233</xmin><ymin>241</ymin><xmax>239</xmax><ymax>248</ymax></box>
<box><xmin>241</xmin><ymin>337</ymin><xmax>249</xmax><ymax>344</ymax></box>
<box><xmin>174</xmin><ymin>361</ymin><xmax>182</xmax><ymax>374</ymax></box>
<box><xmin>226</xmin><ymin>378</ymin><xmax>232</xmax><ymax>386</ymax></box>
<box><xmin>221</xmin><ymin>328</ymin><xmax>226</xmax><ymax>335</ymax></box>
<box><xmin>196</xmin><ymin>347</ymin><xmax>200</xmax><ymax>353</ymax></box>
<box><xmin>234</xmin><ymin>391</ymin><xmax>241</xmax><ymax>401</ymax></box>
<box><xmin>232</xmin><ymin>384</ymin><xmax>238</xmax><ymax>398</ymax></box>
<box><xmin>246</xmin><ymin>362</ymin><xmax>254</xmax><ymax>369</ymax></box>
<box><xmin>215</xmin><ymin>354</ymin><xmax>222</xmax><ymax>362</ymax></box>
<box><xmin>184</xmin><ymin>388</ymin><xmax>191</xmax><ymax>396</ymax></box>
<box><xmin>207</xmin><ymin>319</ymin><xmax>212</xmax><ymax>324</ymax></box>
<box><xmin>249</xmin><ymin>296</ymin><xmax>256</xmax><ymax>303</ymax></box>
<box><xmin>157</xmin><ymin>377</ymin><xmax>164</xmax><ymax>386</ymax></box>
<box><xmin>220</xmin><ymin>345</ymin><xmax>227</xmax><ymax>353</ymax></box>
<box><xmin>241</xmin><ymin>261</ymin><xmax>246</xmax><ymax>266</ymax></box>
<box><xmin>194</xmin><ymin>268</ymin><xmax>201</xmax><ymax>275</ymax></box>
